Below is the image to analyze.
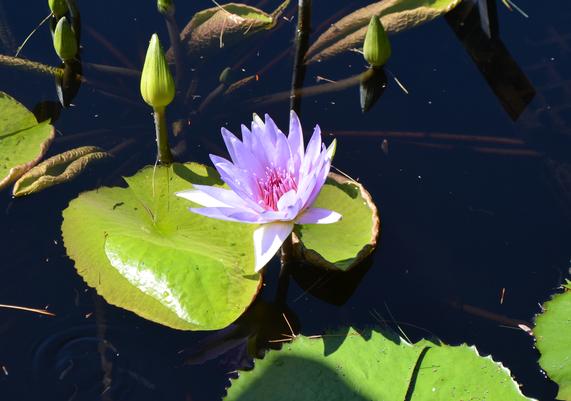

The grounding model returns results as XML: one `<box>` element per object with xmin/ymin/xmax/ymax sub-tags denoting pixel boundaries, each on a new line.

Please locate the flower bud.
<box><xmin>53</xmin><ymin>17</ymin><xmax>77</xmax><ymax>61</ymax></box>
<box><xmin>157</xmin><ymin>0</ymin><xmax>174</xmax><ymax>15</ymax></box>
<box><xmin>48</xmin><ymin>0</ymin><xmax>68</xmax><ymax>18</ymax></box>
<box><xmin>219</xmin><ymin>67</ymin><xmax>232</xmax><ymax>84</ymax></box>
<box><xmin>363</xmin><ymin>16</ymin><xmax>391</xmax><ymax>68</ymax></box>
<box><xmin>140</xmin><ymin>34</ymin><xmax>175</xmax><ymax>108</ymax></box>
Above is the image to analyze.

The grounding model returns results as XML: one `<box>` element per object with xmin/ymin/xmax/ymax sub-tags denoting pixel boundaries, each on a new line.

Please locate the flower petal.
<box><xmin>221</xmin><ymin>127</ymin><xmax>265</xmax><ymax>177</ymax></box>
<box><xmin>288</xmin><ymin>111</ymin><xmax>304</xmax><ymax>172</ymax></box>
<box><xmin>252</xmin><ymin>221</ymin><xmax>294</xmax><ymax>272</ymax></box>
<box><xmin>189</xmin><ymin>207</ymin><xmax>263</xmax><ymax>223</ymax></box>
<box><xmin>300</xmin><ymin>125</ymin><xmax>323</xmax><ymax>178</ymax></box>
<box><xmin>297</xmin><ymin>208</ymin><xmax>342</xmax><ymax>224</ymax></box>
<box><xmin>176</xmin><ymin>185</ymin><xmax>250</xmax><ymax>209</ymax></box>
<box><xmin>277</xmin><ymin>189</ymin><xmax>301</xmax><ymax>215</ymax></box>
<box><xmin>176</xmin><ymin>188</ymin><xmax>231</xmax><ymax>208</ymax></box>
<box><xmin>209</xmin><ymin>154</ymin><xmax>263</xmax><ymax>209</ymax></box>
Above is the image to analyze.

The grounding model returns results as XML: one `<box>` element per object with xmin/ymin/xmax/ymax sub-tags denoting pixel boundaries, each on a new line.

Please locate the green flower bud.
<box><xmin>363</xmin><ymin>16</ymin><xmax>391</xmax><ymax>68</ymax></box>
<box><xmin>48</xmin><ymin>0</ymin><xmax>68</xmax><ymax>18</ymax></box>
<box><xmin>53</xmin><ymin>17</ymin><xmax>77</xmax><ymax>61</ymax></box>
<box><xmin>140</xmin><ymin>34</ymin><xmax>175</xmax><ymax>108</ymax></box>
<box><xmin>157</xmin><ymin>0</ymin><xmax>174</xmax><ymax>15</ymax></box>
<box><xmin>219</xmin><ymin>67</ymin><xmax>232</xmax><ymax>84</ymax></box>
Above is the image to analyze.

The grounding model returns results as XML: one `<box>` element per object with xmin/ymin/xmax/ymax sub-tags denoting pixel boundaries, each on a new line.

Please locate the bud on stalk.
<box><xmin>48</xmin><ymin>0</ymin><xmax>68</xmax><ymax>18</ymax></box>
<box><xmin>140</xmin><ymin>34</ymin><xmax>175</xmax><ymax>109</ymax></box>
<box><xmin>140</xmin><ymin>34</ymin><xmax>175</xmax><ymax>164</ymax></box>
<box><xmin>363</xmin><ymin>16</ymin><xmax>391</xmax><ymax>68</ymax></box>
<box><xmin>53</xmin><ymin>17</ymin><xmax>77</xmax><ymax>61</ymax></box>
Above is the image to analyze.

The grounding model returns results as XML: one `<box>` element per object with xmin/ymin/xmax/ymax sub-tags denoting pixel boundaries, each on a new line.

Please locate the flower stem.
<box><xmin>289</xmin><ymin>0</ymin><xmax>312</xmax><ymax>113</ymax></box>
<box><xmin>153</xmin><ymin>106</ymin><xmax>173</xmax><ymax>164</ymax></box>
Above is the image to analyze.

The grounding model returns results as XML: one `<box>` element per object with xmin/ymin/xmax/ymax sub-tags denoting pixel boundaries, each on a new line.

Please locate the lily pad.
<box><xmin>225</xmin><ymin>327</ymin><xmax>535</xmax><ymax>401</ymax></box>
<box><xmin>0</xmin><ymin>91</ymin><xmax>55</xmax><ymax>191</ymax></box>
<box><xmin>293</xmin><ymin>173</ymin><xmax>380</xmax><ymax>271</ymax></box>
<box><xmin>13</xmin><ymin>146</ymin><xmax>110</xmax><ymax>197</ymax></box>
<box><xmin>176</xmin><ymin>0</ymin><xmax>290</xmax><ymax>56</ymax></box>
<box><xmin>62</xmin><ymin>162</ymin><xmax>262</xmax><ymax>331</ymax></box>
<box><xmin>534</xmin><ymin>281</ymin><xmax>571</xmax><ymax>400</ymax></box>
<box><xmin>305</xmin><ymin>0</ymin><xmax>462</xmax><ymax>63</ymax></box>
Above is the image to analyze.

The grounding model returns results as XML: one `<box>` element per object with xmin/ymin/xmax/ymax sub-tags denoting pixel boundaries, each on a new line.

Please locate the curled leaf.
<box><xmin>176</xmin><ymin>0</ymin><xmax>290</xmax><ymax>56</ymax></box>
<box><xmin>0</xmin><ymin>92</ymin><xmax>55</xmax><ymax>191</ymax></box>
<box><xmin>13</xmin><ymin>146</ymin><xmax>110</xmax><ymax>197</ymax></box>
<box><xmin>306</xmin><ymin>0</ymin><xmax>461</xmax><ymax>64</ymax></box>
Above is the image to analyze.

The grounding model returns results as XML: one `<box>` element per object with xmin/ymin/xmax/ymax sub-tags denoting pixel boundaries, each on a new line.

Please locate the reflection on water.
<box><xmin>0</xmin><ymin>0</ymin><xmax>570</xmax><ymax>400</ymax></box>
<box><xmin>446</xmin><ymin>0</ymin><xmax>535</xmax><ymax>120</ymax></box>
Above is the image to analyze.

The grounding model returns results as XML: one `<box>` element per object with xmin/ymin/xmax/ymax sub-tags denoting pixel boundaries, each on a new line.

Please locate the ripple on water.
<box><xmin>31</xmin><ymin>324</ymin><xmax>155</xmax><ymax>401</ymax></box>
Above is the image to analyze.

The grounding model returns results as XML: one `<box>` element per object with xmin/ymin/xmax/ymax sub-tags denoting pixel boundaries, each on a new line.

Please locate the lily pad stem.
<box><xmin>0</xmin><ymin>54</ymin><xmax>63</xmax><ymax>78</ymax></box>
<box><xmin>153</xmin><ymin>106</ymin><xmax>173</xmax><ymax>164</ymax></box>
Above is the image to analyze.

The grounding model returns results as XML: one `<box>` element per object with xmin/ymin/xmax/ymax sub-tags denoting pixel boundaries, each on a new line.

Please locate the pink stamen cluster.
<box><xmin>257</xmin><ymin>166</ymin><xmax>298</xmax><ymax>210</ymax></box>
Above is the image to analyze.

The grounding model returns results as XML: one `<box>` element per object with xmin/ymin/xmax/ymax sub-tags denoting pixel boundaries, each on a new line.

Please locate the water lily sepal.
<box><xmin>140</xmin><ymin>34</ymin><xmax>175</xmax><ymax>109</ymax></box>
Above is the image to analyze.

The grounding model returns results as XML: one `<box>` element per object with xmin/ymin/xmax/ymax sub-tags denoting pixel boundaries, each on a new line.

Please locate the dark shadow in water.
<box><xmin>289</xmin><ymin>255</ymin><xmax>374</xmax><ymax>306</ymax></box>
<box><xmin>32</xmin><ymin>100</ymin><xmax>63</xmax><ymax>124</ymax></box>
<box><xmin>182</xmin><ymin>299</ymin><xmax>299</xmax><ymax>366</ymax></box>
<box><xmin>360</xmin><ymin>67</ymin><xmax>388</xmax><ymax>113</ymax></box>
<box><xmin>446</xmin><ymin>0</ymin><xmax>535</xmax><ymax>120</ymax></box>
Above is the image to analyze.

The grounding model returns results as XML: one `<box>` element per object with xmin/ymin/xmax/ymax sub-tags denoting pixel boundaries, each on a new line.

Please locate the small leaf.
<box><xmin>176</xmin><ymin>0</ymin><xmax>290</xmax><ymax>56</ymax></box>
<box><xmin>62</xmin><ymin>162</ymin><xmax>262</xmax><ymax>331</ymax></box>
<box><xmin>534</xmin><ymin>281</ymin><xmax>571</xmax><ymax>401</ymax></box>
<box><xmin>306</xmin><ymin>0</ymin><xmax>461</xmax><ymax>63</ymax></box>
<box><xmin>13</xmin><ymin>146</ymin><xmax>110</xmax><ymax>197</ymax></box>
<box><xmin>0</xmin><ymin>91</ymin><xmax>55</xmax><ymax>191</ymax></box>
<box><xmin>293</xmin><ymin>172</ymin><xmax>380</xmax><ymax>271</ymax></box>
<box><xmin>225</xmin><ymin>327</ymin><xmax>536</xmax><ymax>401</ymax></box>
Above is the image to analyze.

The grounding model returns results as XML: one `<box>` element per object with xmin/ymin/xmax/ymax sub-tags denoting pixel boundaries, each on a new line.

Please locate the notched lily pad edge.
<box><xmin>292</xmin><ymin>172</ymin><xmax>380</xmax><ymax>271</ymax></box>
<box><xmin>226</xmin><ymin>326</ymin><xmax>536</xmax><ymax>401</ymax></box>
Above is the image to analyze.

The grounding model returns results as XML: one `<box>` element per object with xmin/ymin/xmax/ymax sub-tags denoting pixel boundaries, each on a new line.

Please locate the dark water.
<box><xmin>1</xmin><ymin>0</ymin><xmax>570</xmax><ymax>400</ymax></box>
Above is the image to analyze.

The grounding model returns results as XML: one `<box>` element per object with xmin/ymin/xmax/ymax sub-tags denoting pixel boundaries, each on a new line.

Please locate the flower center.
<box><xmin>257</xmin><ymin>166</ymin><xmax>297</xmax><ymax>210</ymax></box>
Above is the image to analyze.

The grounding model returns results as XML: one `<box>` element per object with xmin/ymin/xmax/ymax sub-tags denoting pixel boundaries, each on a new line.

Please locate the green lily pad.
<box><xmin>177</xmin><ymin>0</ymin><xmax>290</xmax><ymax>56</ymax></box>
<box><xmin>0</xmin><ymin>91</ymin><xmax>55</xmax><ymax>191</ymax></box>
<box><xmin>62</xmin><ymin>162</ymin><xmax>262</xmax><ymax>331</ymax></box>
<box><xmin>13</xmin><ymin>146</ymin><xmax>110</xmax><ymax>197</ymax></box>
<box><xmin>306</xmin><ymin>0</ymin><xmax>462</xmax><ymax>63</ymax></box>
<box><xmin>293</xmin><ymin>173</ymin><xmax>380</xmax><ymax>271</ymax></box>
<box><xmin>534</xmin><ymin>281</ymin><xmax>571</xmax><ymax>400</ymax></box>
<box><xmin>225</xmin><ymin>327</ymin><xmax>535</xmax><ymax>401</ymax></box>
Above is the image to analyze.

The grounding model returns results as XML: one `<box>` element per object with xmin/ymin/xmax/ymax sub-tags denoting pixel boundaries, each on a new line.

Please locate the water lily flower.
<box><xmin>176</xmin><ymin>111</ymin><xmax>341</xmax><ymax>272</ymax></box>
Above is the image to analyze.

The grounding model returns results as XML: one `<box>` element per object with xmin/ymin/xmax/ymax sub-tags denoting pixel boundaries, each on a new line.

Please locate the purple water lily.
<box><xmin>176</xmin><ymin>111</ymin><xmax>341</xmax><ymax>272</ymax></box>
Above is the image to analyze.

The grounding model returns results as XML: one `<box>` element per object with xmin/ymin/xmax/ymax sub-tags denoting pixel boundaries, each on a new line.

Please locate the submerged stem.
<box><xmin>277</xmin><ymin>233</ymin><xmax>294</xmax><ymax>306</ymax></box>
<box><xmin>153</xmin><ymin>106</ymin><xmax>173</xmax><ymax>164</ymax></box>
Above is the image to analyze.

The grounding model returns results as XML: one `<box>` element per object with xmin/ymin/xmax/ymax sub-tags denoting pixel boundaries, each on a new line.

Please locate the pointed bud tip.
<box><xmin>363</xmin><ymin>16</ymin><xmax>391</xmax><ymax>68</ymax></box>
<box><xmin>140</xmin><ymin>33</ymin><xmax>175</xmax><ymax>108</ymax></box>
